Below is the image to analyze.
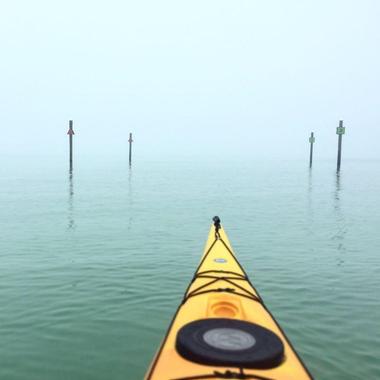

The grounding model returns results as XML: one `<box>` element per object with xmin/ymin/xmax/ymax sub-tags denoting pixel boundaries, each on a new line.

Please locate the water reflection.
<box><xmin>68</xmin><ymin>170</ymin><xmax>75</xmax><ymax>230</ymax></box>
<box><xmin>308</xmin><ymin>167</ymin><xmax>313</xmax><ymax>195</ymax></box>
<box><xmin>334</xmin><ymin>171</ymin><xmax>341</xmax><ymax>205</ymax></box>
<box><xmin>333</xmin><ymin>171</ymin><xmax>346</xmax><ymax>266</ymax></box>
<box><xmin>307</xmin><ymin>167</ymin><xmax>314</xmax><ymax>217</ymax></box>
<box><xmin>306</xmin><ymin>168</ymin><xmax>316</xmax><ymax>246</ymax></box>
<box><xmin>127</xmin><ymin>165</ymin><xmax>133</xmax><ymax>231</ymax></box>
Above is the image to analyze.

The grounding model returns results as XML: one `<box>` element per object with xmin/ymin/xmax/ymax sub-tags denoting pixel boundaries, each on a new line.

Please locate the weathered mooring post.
<box><xmin>309</xmin><ymin>132</ymin><xmax>315</xmax><ymax>168</ymax></box>
<box><xmin>67</xmin><ymin>120</ymin><xmax>75</xmax><ymax>170</ymax></box>
<box><xmin>336</xmin><ymin>120</ymin><xmax>345</xmax><ymax>171</ymax></box>
<box><xmin>128</xmin><ymin>133</ymin><xmax>133</xmax><ymax>165</ymax></box>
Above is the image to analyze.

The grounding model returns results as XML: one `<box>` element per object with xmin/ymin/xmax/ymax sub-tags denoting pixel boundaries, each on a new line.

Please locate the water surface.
<box><xmin>1</xmin><ymin>158</ymin><xmax>379</xmax><ymax>379</ymax></box>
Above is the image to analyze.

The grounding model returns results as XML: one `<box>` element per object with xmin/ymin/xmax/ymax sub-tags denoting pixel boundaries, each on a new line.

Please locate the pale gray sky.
<box><xmin>1</xmin><ymin>0</ymin><xmax>379</xmax><ymax>160</ymax></box>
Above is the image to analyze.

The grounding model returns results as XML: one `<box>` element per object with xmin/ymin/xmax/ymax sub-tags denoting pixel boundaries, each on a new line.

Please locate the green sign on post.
<box><xmin>309</xmin><ymin>136</ymin><xmax>315</xmax><ymax>143</ymax></box>
<box><xmin>336</xmin><ymin>126</ymin><xmax>345</xmax><ymax>135</ymax></box>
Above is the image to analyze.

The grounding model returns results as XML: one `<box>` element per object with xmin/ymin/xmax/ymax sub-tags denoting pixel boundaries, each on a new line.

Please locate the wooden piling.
<box><xmin>336</xmin><ymin>120</ymin><xmax>345</xmax><ymax>171</ymax></box>
<box><xmin>309</xmin><ymin>132</ymin><xmax>315</xmax><ymax>168</ymax></box>
<box><xmin>128</xmin><ymin>133</ymin><xmax>133</xmax><ymax>165</ymax></box>
<box><xmin>67</xmin><ymin>120</ymin><xmax>75</xmax><ymax>170</ymax></box>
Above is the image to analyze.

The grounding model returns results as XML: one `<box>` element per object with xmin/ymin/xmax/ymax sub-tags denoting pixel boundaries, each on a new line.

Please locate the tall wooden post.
<box><xmin>309</xmin><ymin>132</ymin><xmax>315</xmax><ymax>168</ymax></box>
<box><xmin>67</xmin><ymin>120</ymin><xmax>75</xmax><ymax>171</ymax></box>
<box><xmin>128</xmin><ymin>133</ymin><xmax>133</xmax><ymax>165</ymax></box>
<box><xmin>336</xmin><ymin>120</ymin><xmax>345</xmax><ymax>171</ymax></box>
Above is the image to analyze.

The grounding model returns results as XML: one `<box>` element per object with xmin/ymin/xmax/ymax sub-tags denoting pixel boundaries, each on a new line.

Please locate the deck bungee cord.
<box><xmin>145</xmin><ymin>217</ymin><xmax>313</xmax><ymax>380</ymax></box>
<box><xmin>182</xmin><ymin>217</ymin><xmax>263</xmax><ymax>306</ymax></box>
<box><xmin>171</xmin><ymin>368</ymin><xmax>275</xmax><ymax>380</ymax></box>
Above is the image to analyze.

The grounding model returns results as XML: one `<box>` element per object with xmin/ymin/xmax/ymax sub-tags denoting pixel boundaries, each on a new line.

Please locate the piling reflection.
<box><xmin>68</xmin><ymin>170</ymin><xmax>75</xmax><ymax>230</ymax></box>
<box><xmin>127</xmin><ymin>165</ymin><xmax>133</xmax><ymax>231</ymax></box>
<box><xmin>308</xmin><ymin>167</ymin><xmax>313</xmax><ymax>195</ymax></box>
<box><xmin>306</xmin><ymin>168</ymin><xmax>315</xmax><ymax>239</ymax></box>
<box><xmin>334</xmin><ymin>171</ymin><xmax>341</xmax><ymax>205</ymax></box>
<box><xmin>333</xmin><ymin>171</ymin><xmax>346</xmax><ymax>266</ymax></box>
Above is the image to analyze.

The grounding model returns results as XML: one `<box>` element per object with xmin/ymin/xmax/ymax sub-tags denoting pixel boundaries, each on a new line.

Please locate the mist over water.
<box><xmin>1</xmin><ymin>1</ymin><xmax>380</xmax><ymax>161</ymax></box>
<box><xmin>1</xmin><ymin>1</ymin><xmax>380</xmax><ymax>378</ymax></box>
<box><xmin>1</xmin><ymin>157</ymin><xmax>379</xmax><ymax>379</ymax></box>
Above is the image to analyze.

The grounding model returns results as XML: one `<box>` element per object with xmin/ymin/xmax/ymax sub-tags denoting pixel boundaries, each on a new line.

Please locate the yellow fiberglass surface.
<box><xmin>145</xmin><ymin>220</ymin><xmax>313</xmax><ymax>380</ymax></box>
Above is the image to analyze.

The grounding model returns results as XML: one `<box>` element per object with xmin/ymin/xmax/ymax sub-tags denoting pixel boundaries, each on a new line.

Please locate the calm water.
<box><xmin>1</xmin><ymin>157</ymin><xmax>379</xmax><ymax>380</ymax></box>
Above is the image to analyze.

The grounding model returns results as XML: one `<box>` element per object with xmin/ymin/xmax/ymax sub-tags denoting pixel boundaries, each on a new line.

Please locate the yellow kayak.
<box><xmin>145</xmin><ymin>217</ymin><xmax>313</xmax><ymax>380</ymax></box>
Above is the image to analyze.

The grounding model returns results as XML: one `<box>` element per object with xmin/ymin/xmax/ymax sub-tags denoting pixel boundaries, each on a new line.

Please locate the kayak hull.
<box><xmin>145</xmin><ymin>223</ymin><xmax>313</xmax><ymax>380</ymax></box>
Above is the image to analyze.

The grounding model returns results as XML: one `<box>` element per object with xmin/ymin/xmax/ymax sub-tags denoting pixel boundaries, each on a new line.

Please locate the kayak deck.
<box><xmin>145</xmin><ymin>221</ymin><xmax>313</xmax><ymax>380</ymax></box>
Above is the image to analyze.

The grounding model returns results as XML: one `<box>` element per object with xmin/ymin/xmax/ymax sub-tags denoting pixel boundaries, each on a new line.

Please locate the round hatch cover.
<box><xmin>175</xmin><ymin>318</ymin><xmax>284</xmax><ymax>369</ymax></box>
<box><xmin>203</xmin><ymin>328</ymin><xmax>256</xmax><ymax>350</ymax></box>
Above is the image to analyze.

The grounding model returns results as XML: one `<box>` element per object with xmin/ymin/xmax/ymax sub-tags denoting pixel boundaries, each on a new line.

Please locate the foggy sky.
<box><xmin>1</xmin><ymin>0</ymin><xmax>379</xmax><ymax>160</ymax></box>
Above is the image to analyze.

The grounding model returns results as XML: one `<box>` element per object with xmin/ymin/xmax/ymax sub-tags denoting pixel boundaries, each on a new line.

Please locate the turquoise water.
<box><xmin>1</xmin><ymin>157</ymin><xmax>379</xmax><ymax>379</ymax></box>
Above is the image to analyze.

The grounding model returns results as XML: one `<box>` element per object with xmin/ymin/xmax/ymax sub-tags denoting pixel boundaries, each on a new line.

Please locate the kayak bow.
<box><xmin>145</xmin><ymin>217</ymin><xmax>313</xmax><ymax>380</ymax></box>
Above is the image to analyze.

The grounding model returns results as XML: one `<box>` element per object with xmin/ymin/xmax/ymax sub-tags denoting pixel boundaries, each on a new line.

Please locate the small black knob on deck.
<box><xmin>213</xmin><ymin>216</ymin><xmax>221</xmax><ymax>235</ymax></box>
<box><xmin>213</xmin><ymin>216</ymin><xmax>221</xmax><ymax>227</ymax></box>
